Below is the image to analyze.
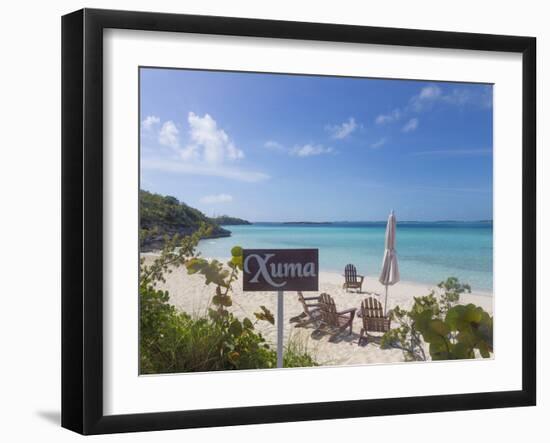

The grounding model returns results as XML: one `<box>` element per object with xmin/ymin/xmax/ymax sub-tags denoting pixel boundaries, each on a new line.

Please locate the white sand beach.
<box><xmin>143</xmin><ymin>254</ymin><xmax>493</xmax><ymax>367</ymax></box>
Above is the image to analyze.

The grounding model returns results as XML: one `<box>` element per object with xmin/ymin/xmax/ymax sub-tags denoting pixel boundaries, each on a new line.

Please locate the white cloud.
<box><xmin>158</xmin><ymin>120</ymin><xmax>180</xmax><ymax>148</ymax></box>
<box><xmin>200</xmin><ymin>193</ymin><xmax>233</xmax><ymax>204</ymax></box>
<box><xmin>375</xmin><ymin>109</ymin><xmax>401</xmax><ymax>125</ymax></box>
<box><xmin>326</xmin><ymin>117</ymin><xmax>357</xmax><ymax>139</ymax></box>
<box><xmin>370</xmin><ymin>137</ymin><xmax>388</xmax><ymax>149</ymax></box>
<box><xmin>141</xmin><ymin>158</ymin><xmax>270</xmax><ymax>183</ymax></box>
<box><xmin>264</xmin><ymin>140</ymin><xmax>286</xmax><ymax>151</ymax></box>
<box><xmin>178</xmin><ymin>145</ymin><xmax>199</xmax><ymax>161</ymax></box>
<box><xmin>443</xmin><ymin>87</ymin><xmax>493</xmax><ymax>108</ymax></box>
<box><xmin>375</xmin><ymin>84</ymin><xmax>491</xmax><ymax>133</ymax></box>
<box><xmin>146</xmin><ymin>113</ymin><xmax>266</xmax><ymax>182</ymax></box>
<box><xmin>442</xmin><ymin>88</ymin><xmax>471</xmax><ymax>106</ymax></box>
<box><xmin>186</xmin><ymin>112</ymin><xmax>244</xmax><ymax>163</ymax></box>
<box><xmin>265</xmin><ymin>140</ymin><xmax>334</xmax><ymax>157</ymax></box>
<box><xmin>290</xmin><ymin>144</ymin><xmax>333</xmax><ymax>157</ymax></box>
<box><xmin>402</xmin><ymin>118</ymin><xmax>419</xmax><ymax>133</ymax></box>
<box><xmin>410</xmin><ymin>85</ymin><xmax>442</xmax><ymax>112</ymax></box>
<box><xmin>419</xmin><ymin>85</ymin><xmax>442</xmax><ymax>100</ymax></box>
<box><xmin>142</xmin><ymin>115</ymin><xmax>160</xmax><ymax>130</ymax></box>
<box><xmin>410</xmin><ymin>84</ymin><xmax>492</xmax><ymax>112</ymax></box>
<box><xmin>156</xmin><ymin>114</ymin><xmax>244</xmax><ymax>163</ymax></box>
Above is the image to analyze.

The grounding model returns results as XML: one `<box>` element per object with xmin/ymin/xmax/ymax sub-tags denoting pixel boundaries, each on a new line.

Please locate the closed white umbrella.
<box><xmin>379</xmin><ymin>210</ymin><xmax>400</xmax><ymax>315</ymax></box>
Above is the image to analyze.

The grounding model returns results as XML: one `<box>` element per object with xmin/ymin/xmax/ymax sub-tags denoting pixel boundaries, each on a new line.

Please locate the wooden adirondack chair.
<box><xmin>343</xmin><ymin>264</ymin><xmax>364</xmax><ymax>292</ymax></box>
<box><xmin>318</xmin><ymin>293</ymin><xmax>356</xmax><ymax>335</ymax></box>
<box><xmin>358</xmin><ymin>297</ymin><xmax>391</xmax><ymax>346</ymax></box>
<box><xmin>289</xmin><ymin>292</ymin><xmax>322</xmax><ymax>327</ymax></box>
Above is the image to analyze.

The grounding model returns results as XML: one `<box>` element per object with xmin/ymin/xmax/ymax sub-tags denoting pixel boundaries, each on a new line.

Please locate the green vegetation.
<box><xmin>283</xmin><ymin>332</ymin><xmax>318</xmax><ymax>368</ymax></box>
<box><xmin>139</xmin><ymin>227</ymin><xmax>317</xmax><ymax>374</ymax></box>
<box><xmin>381</xmin><ymin>277</ymin><xmax>493</xmax><ymax>361</ymax></box>
<box><xmin>210</xmin><ymin>215</ymin><xmax>251</xmax><ymax>226</ymax></box>
<box><xmin>140</xmin><ymin>189</ymin><xmax>230</xmax><ymax>251</ymax></box>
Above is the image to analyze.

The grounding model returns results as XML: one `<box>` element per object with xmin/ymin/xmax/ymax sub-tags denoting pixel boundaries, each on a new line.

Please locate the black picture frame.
<box><xmin>62</xmin><ymin>8</ymin><xmax>536</xmax><ymax>435</ymax></box>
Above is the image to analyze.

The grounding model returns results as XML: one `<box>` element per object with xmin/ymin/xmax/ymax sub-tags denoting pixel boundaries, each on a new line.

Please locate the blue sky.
<box><xmin>140</xmin><ymin>68</ymin><xmax>493</xmax><ymax>222</ymax></box>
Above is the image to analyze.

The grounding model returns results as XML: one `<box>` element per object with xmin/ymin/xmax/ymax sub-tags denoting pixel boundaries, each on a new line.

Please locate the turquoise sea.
<box><xmin>197</xmin><ymin>222</ymin><xmax>493</xmax><ymax>292</ymax></box>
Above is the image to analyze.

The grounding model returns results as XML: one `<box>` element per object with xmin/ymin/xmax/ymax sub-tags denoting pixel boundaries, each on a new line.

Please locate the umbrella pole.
<box><xmin>384</xmin><ymin>285</ymin><xmax>388</xmax><ymax>316</ymax></box>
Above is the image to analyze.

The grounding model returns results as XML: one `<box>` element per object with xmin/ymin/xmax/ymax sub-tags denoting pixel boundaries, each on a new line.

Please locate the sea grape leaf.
<box><xmin>254</xmin><ymin>306</ymin><xmax>275</xmax><ymax>325</ymax></box>
<box><xmin>429</xmin><ymin>341</ymin><xmax>450</xmax><ymax>360</ymax></box>
<box><xmin>429</xmin><ymin>319</ymin><xmax>449</xmax><ymax>336</ymax></box>
<box><xmin>212</xmin><ymin>294</ymin><xmax>232</xmax><ymax>307</ymax></box>
<box><xmin>231</xmin><ymin>246</ymin><xmax>243</xmax><ymax>257</ymax></box>
<box><xmin>186</xmin><ymin>258</ymin><xmax>208</xmax><ymax>274</ymax></box>
<box><xmin>452</xmin><ymin>342</ymin><xmax>474</xmax><ymax>360</ymax></box>
<box><xmin>228</xmin><ymin>319</ymin><xmax>243</xmax><ymax>336</ymax></box>
<box><xmin>463</xmin><ymin>304</ymin><xmax>483</xmax><ymax>324</ymax></box>
<box><xmin>230</xmin><ymin>255</ymin><xmax>243</xmax><ymax>270</ymax></box>
<box><xmin>478</xmin><ymin>341</ymin><xmax>491</xmax><ymax>358</ymax></box>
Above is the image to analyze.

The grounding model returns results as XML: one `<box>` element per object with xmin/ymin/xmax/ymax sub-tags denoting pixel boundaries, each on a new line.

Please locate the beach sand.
<box><xmin>142</xmin><ymin>255</ymin><xmax>493</xmax><ymax>367</ymax></box>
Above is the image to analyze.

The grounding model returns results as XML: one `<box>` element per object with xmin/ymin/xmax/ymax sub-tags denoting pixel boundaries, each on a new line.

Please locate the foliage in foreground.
<box><xmin>381</xmin><ymin>277</ymin><xmax>493</xmax><ymax>361</ymax></box>
<box><xmin>283</xmin><ymin>331</ymin><xmax>319</xmax><ymax>368</ymax></box>
<box><xmin>139</xmin><ymin>228</ymin><xmax>317</xmax><ymax>373</ymax></box>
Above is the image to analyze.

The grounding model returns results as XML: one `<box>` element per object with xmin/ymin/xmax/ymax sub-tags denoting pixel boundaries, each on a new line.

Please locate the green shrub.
<box><xmin>140</xmin><ymin>286</ymin><xmax>276</xmax><ymax>373</ymax></box>
<box><xmin>381</xmin><ymin>277</ymin><xmax>492</xmax><ymax>361</ymax></box>
<box><xmin>139</xmin><ymin>230</ymin><xmax>318</xmax><ymax>373</ymax></box>
<box><xmin>139</xmin><ymin>283</ymin><xmax>317</xmax><ymax>373</ymax></box>
<box><xmin>417</xmin><ymin>303</ymin><xmax>493</xmax><ymax>360</ymax></box>
<box><xmin>283</xmin><ymin>333</ymin><xmax>318</xmax><ymax>368</ymax></box>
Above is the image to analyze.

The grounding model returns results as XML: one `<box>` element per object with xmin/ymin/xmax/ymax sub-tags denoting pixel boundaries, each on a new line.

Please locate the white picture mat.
<box><xmin>103</xmin><ymin>29</ymin><xmax>523</xmax><ymax>416</ymax></box>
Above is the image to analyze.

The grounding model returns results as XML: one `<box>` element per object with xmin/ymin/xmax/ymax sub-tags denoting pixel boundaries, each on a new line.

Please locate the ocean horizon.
<box><xmin>197</xmin><ymin>221</ymin><xmax>493</xmax><ymax>293</ymax></box>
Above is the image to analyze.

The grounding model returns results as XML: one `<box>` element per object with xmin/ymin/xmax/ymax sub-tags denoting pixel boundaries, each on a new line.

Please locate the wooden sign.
<box><xmin>242</xmin><ymin>249</ymin><xmax>319</xmax><ymax>291</ymax></box>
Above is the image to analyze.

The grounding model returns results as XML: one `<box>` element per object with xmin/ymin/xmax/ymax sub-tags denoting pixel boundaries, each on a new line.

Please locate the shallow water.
<box><xmin>197</xmin><ymin>222</ymin><xmax>493</xmax><ymax>292</ymax></box>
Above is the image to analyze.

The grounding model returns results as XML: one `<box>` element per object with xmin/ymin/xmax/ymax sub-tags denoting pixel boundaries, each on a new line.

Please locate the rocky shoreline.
<box><xmin>140</xmin><ymin>225</ymin><xmax>231</xmax><ymax>252</ymax></box>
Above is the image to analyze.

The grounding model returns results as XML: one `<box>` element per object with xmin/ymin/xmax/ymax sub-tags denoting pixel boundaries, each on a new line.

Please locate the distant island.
<box><xmin>140</xmin><ymin>190</ymin><xmax>242</xmax><ymax>251</ymax></box>
<box><xmin>210</xmin><ymin>215</ymin><xmax>252</xmax><ymax>226</ymax></box>
<box><xmin>139</xmin><ymin>190</ymin><xmax>492</xmax><ymax>251</ymax></box>
<box><xmin>329</xmin><ymin>220</ymin><xmax>493</xmax><ymax>224</ymax></box>
<box><xmin>282</xmin><ymin>221</ymin><xmax>333</xmax><ymax>225</ymax></box>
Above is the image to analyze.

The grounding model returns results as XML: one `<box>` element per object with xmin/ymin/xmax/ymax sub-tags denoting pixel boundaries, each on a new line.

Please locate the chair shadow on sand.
<box><xmin>309</xmin><ymin>326</ymin><xmax>359</xmax><ymax>344</ymax></box>
<box><xmin>308</xmin><ymin>325</ymin><xmax>385</xmax><ymax>346</ymax></box>
<box><xmin>292</xmin><ymin>293</ymin><xmax>390</xmax><ymax>347</ymax></box>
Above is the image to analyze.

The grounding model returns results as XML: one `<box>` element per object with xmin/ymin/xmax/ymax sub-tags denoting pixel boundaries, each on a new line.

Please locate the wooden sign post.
<box><xmin>242</xmin><ymin>249</ymin><xmax>319</xmax><ymax>368</ymax></box>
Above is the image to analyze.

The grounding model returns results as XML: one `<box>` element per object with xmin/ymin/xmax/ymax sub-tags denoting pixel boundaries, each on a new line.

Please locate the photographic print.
<box><xmin>61</xmin><ymin>10</ymin><xmax>536</xmax><ymax>433</ymax></box>
<box><xmin>139</xmin><ymin>68</ymin><xmax>494</xmax><ymax>374</ymax></box>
